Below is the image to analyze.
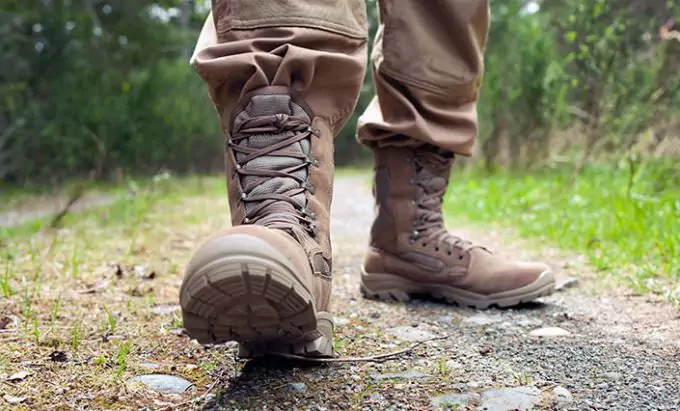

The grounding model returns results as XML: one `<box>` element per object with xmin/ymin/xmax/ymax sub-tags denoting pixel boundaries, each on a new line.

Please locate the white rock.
<box><xmin>7</xmin><ymin>371</ymin><xmax>30</xmax><ymax>382</ymax></box>
<box><xmin>528</xmin><ymin>327</ymin><xmax>571</xmax><ymax>337</ymax></box>
<box><xmin>386</xmin><ymin>326</ymin><xmax>436</xmax><ymax>342</ymax></box>
<box><xmin>481</xmin><ymin>386</ymin><xmax>541</xmax><ymax>411</ymax></box>
<box><xmin>3</xmin><ymin>395</ymin><xmax>27</xmax><ymax>405</ymax></box>
<box><xmin>463</xmin><ymin>314</ymin><xmax>496</xmax><ymax>326</ymax></box>
<box><xmin>553</xmin><ymin>386</ymin><xmax>574</xmax><ymax>407</ymax></box>
<box><xmin>128</xmin><ymin>374</ymin><xmax>193</xmax><ymax>393</ymax></box>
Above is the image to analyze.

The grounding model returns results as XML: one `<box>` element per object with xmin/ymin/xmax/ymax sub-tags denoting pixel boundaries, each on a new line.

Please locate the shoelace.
<box><xmin>409</xmin><ymin>149</ymin><xmax>481</xmax><ymax>255</ymax></box>
<box><xmin>229</xmin><ymin>114</ymin><xmax>319</xmax><ymax>237</ymax></box>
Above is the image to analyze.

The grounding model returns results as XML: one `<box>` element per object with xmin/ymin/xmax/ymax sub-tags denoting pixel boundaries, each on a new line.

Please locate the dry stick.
<box><xmin>267</xmin><ymin>334</ymin><xmax>449</xmax><ymax>364</ymax></box>
<box><xmin>47</xmin><ymin>143</ymin><xmax>106</xmax><ymax>229</ymax></box>
<box><xmin>48</xmin><ymin>186</ymin><xmax>85</xmax><ymax>229</ymax></box>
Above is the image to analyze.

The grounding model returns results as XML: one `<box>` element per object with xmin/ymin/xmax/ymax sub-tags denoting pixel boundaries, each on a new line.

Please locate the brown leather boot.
<box><xmin>179</xmin><ymin>87</ymin><xmax>334</xmax><ymax>357</ymax></box>
<box><xmin>361</xmin><ymin>145</ymin><xmax>556</xmax><ymax>309</ymax></box>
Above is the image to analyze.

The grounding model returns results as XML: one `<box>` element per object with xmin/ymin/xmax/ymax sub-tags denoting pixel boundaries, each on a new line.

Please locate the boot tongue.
<box><xmin>232</xmin><ymin>94</ymin><xmax>311</xmax><ymax>225</ymax></box>
<box><xmin>414</xmin><ymin>149</ymin><xmax>452</xmax><ymax>225</ymax></box>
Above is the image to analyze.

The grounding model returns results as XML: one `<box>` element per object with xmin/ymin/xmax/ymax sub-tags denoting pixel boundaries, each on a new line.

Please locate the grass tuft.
<box><xmin>444</xmin><ymin>161</ymin><xmax>679</xmax><ymax>302</ymax></box>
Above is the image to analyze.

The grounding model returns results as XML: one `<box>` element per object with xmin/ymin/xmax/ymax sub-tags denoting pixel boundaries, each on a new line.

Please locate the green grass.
<box><xmin>3</xmin><ymin>163</ymin><xmax>677</xmax><ymax>303</ymax></box>
<box><xmin>444</xmin><ymin>161</ymin><xmax>680</xmax><ymax>302</ymax></box>
<box><xmin>0</xmin><ymin>167</ymin><xmax>368</xmax><ymax>239</ymax></box>
<box><xmin>0</xmin><ymin>174</ymin><xmax>225</xmax><ymax>238</ymax></box>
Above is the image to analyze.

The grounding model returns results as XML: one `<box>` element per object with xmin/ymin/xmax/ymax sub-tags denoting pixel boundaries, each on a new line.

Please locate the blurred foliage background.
<box><xmin>1</xmin><ymin>0</ymin><xmax>679</xmax><ymax>185</ymax></box>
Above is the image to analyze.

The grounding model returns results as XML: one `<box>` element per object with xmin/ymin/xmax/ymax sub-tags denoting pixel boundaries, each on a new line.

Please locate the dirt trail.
<box><xmin>1</xmin><ymin>174</ymin><xmax>679</xmax><ymax>410</ymax></box>
<box><xmin>219</xmin><ymin>175</ymin><xmax>680</xmax><ymax>410</ymax></box>
<box><xmin>0</xmin><ymin>194</ymin><xmax>116</xmax><ymax>228</ymax></box>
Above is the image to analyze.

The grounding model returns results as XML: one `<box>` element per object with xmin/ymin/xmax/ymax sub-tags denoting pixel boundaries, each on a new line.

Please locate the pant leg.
<box><xmin>191</xmin><ymin>1</ymin><xmax>369</xmax><ymax>138</ymax></box>
<box><xmin>356</xmin><ymin>0</ymin><xmax>490</xmax><ymax>155</ymax></box>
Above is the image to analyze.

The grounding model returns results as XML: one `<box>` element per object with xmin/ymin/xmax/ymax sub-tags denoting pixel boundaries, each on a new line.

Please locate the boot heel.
<box><xmin>180</xmin><ymin>251</ymin><xmax>324</xmax><ymax>350</ymax></box>
<box><xmin>237</xmin><ymin>313</ymin><xmax>334</xmax><ymax>358</ymax></box>
<box><xmin>360</xmin><ymin>267</ymin><xmax>418</xmax><ymax>302</ymax></box>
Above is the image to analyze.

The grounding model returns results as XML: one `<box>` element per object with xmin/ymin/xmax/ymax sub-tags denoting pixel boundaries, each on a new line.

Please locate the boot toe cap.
<box><xmin>185</xmin><ymin>225</ymin><xmax>308</xmax><ymax>279</ymax></box>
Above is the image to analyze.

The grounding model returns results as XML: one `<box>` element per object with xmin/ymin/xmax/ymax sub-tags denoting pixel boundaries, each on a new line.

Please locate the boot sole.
<box><xmin>180</xmin><ymin>252</ymin><xmax>333</xmax><ymax>358</ymax></box>
<box><xmin>360</xmin><ymin>268</ymin><xmax>556</xmax><ymax>309</ymax></box>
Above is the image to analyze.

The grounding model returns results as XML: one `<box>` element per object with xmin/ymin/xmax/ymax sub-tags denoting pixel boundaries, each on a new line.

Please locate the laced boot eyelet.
<box><xmin>243</xmin><ymin>217</ymin><xmax>250</xmax><ymax>223</ymax></box>
<box><xmin>459</xmin><ymin>255</ymin><xmax>464</xmax><ymax>260</ymax></box>
<box><xmin>435</xmin><ymin>247</ymin><xmax>440</xmax><ymax>252</ymax></box>
<box><xmin>308</xmin><ymin>185</ymin><xmax>316</xmax><ymax>194</ymax></box>
<box><xmin>409</xmin><ymin>230</ymin><xmax>418</xmax><ymax>244</ymax></box>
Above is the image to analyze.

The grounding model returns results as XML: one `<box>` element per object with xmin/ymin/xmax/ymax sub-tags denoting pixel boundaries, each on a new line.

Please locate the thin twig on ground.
<box><xmin>48</xmin><ymin>187</ymin><xmax>85</xmax><ymax>228</ymax></box>
<box><xmin>267</xmin><ymin>334</ymin><xmax>449</xmax><ymax>363</ymax></box>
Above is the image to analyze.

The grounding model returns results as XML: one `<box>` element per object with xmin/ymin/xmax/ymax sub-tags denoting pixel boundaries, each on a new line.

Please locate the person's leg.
<box><xmin>357</xmin><ymin>0</ymin><xmax>556</xmax><ymax>308</ymax></box>
<box><xmin>179</xmin><ymin>2</ymin><xmax>367</xmax><ymax>357</ymax></box>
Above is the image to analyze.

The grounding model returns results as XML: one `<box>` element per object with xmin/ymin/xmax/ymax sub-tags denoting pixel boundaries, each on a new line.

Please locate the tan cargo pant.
<box><xmin>191</xmin><ymin>0</ymin><xmax>489</xmax><ymax>155</ymax></box>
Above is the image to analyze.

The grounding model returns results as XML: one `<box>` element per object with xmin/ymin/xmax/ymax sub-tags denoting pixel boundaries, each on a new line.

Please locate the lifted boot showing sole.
<box><xmin>180</xmin><ymin>88</ymin><xmax>335</xmax><ymax>358</ymax></box>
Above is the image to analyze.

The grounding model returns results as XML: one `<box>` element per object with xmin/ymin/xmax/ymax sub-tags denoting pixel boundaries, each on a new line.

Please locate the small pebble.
<box><xmin>138</xmin><ymin>363</ymin><xmax>161</xmax><ymax>370</ymax></box>
<box><xmin>529</xmin><ymin>327</ymin><xmax>572</xmax><ymax>337</ymax></box>
<box><xmin>3</xmin><ymin>395</ymin><xmax>27</xmax><ymax>405</ymax></box>
<box><xmin>386</xmin><ymin>326</ymin><xmax>436</xmax><ymax>342</ymax></box>
<box><xmin>368</xmin><ymin>393</ymin><xmax>384</xmax><ymax>402</ymax></box>
<box><xmin>603</xmin><ymin>372</ymin><xmax>622</xmax><ymax>380</ymax></box>
<box><xmin>553</xmin><ymin>386</ymin><xmax>574</xmax><ymax>406</ymax></box>
<box><xmin>284</xmin><ymin>382</ymin><xmax>307</xmax><ymax>392</ymax></box>
<box><xmin>150</xmin><ymin>305</ymin><xmax>180</xmax><ymax>315</ymax></box>
<box><xmin>517</xmin><ymin>317</ymin><xmax>543</xmax><ymax>327</ymax></box>
<box><xmin>446</xmin><ymin>360</ymin><xmax>463</xmax><ymax>369</ymax></box>
<box><xmin>463</xmin><ymin>314</ymin><xmax>496</xmax><ymax>326</ymax></box>
<box><xmin>497</xmin><ymin>321</ymin><xmax>515</xmax><ymax>329</ymax></box>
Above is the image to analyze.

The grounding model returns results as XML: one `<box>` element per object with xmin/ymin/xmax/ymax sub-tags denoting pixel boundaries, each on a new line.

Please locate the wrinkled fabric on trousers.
<box><xmin>191</xmin><ymin>0</ymin><xmax>489</xmax><ymax>156</ymax></box>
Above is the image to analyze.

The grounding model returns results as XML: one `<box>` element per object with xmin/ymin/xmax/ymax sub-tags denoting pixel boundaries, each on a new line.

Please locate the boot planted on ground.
<box><xmin>179</xmin><ymin>87</ymin><xmax>335</xmax><ymax>357</ymax></box>
<box><xmin>361</xmin><ymin>145</ymin><xmax>556</xmax><ymax>309</ymax></box>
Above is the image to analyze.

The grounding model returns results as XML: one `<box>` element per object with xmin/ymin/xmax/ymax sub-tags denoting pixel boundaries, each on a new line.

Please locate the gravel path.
<box><xmin>0</xmin><ymin>194</ymin><xmax>116</xmax><ymax>228</ymax></box>
<box><xmin>210</xmin><ymin>175</ymin><xmax>680</xmax><ymax>410</ymax></box>
<box><xmin>3</xmin><ymin>175</ymin><xmax>677</xmax><ymax>410</ymax></box>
